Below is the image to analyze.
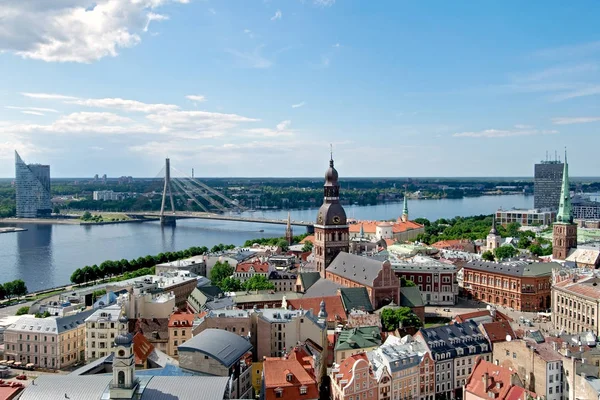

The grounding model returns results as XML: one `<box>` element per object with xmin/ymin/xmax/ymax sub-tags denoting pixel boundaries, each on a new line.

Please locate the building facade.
<box><xmin>495</xmin><ymin>208</ymin><xmax>556</xmax><ymax>227</ymax></box>
<box><xmin>314</xmin><ymin>155</ymin><xmax>350</xmax><ymax>278</ymax></box>
<box><xmin>14</xmin><ymin>151</ymin><xmax>52</xmax><ymax>218</ymax></box>
<box><xmin>85</xmin><ymin>305</ymin><xmax>127</xmax><ymax>361</ymax></box>
<box><xmin>552</xmin><ymin>270</ymin><xmax>600</xmax><ymax>336</ymax></box>
<box><xmin>331</xmin><ymin>353</ymin><xmax>378</xmax><ymax>400</ymax></box>
<box><xmin>262</xmin><ymin>347</ymin><xmax>319</xmax><ymax>400</ymax></box>
<box><xmin>572</xmin><ymin>195</ymin><xmax>600</xmax><ymax>221</ymax></box>
<box><xmin>462</xmin><ymin>260</ymin><xmax>556</xmax><ymax>312</ymax></box>
<box><xmin>534</xmin><ymin>160</ymin><xmax>563</xmax><ymax>210</ymax></box>
<box><xmin>167</xmin><ymin>311</ymin><xmax>194</xmax><ymax>358</ymax></box>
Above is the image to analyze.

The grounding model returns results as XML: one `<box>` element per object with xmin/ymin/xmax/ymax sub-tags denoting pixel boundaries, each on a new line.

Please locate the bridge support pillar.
<box><xmin>306</xmin><ymin>225</ymin><xmax>314</xmax><ymax>234</ymax></box>
<box><xmin>160</xmin><ymin>216</ymin><xmax>177</xmax><ymax>226</ymax></box>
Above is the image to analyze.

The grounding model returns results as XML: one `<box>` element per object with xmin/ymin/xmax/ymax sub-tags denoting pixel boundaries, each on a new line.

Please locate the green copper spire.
<box><xmin>402</xmin><ymin>193</ymin><xmax>409</xmax><ymax>217</ymax></box>
<box><xmin>556</xmin><ymin>149</ymin><xmax>573</xmax><ymax>224</ymax></box>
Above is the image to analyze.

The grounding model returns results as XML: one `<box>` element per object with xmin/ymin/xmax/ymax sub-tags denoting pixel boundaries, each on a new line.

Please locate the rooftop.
<box><xmin>235</xmin><ymin>260</ymin><xmax>270</xmax><ymax>273</ymax></box>
<box><xmin>464</xmin><ymin>260</ymin><xmax>558</xmax><ymax>278</ymax></box>
<box><xmin>326</xmin><ymin>252</ymin><xmax>388</xmax><ymax>286</ymax></box>
<box><xmin>287</xmin><ymin>296</ymin><xmax>347</xmax><ymax>322</ymax></box>
<box><xmin>86</xmin><ymin>304</ymin><xmax>122</xmax><ymax>323</ymax></box>
<box><xmin>348</xmin><ymin>220</ymin><xmax>423</xmax><ymax>234</ymax></box>
<box><xmin>553</xmin><ymin>275</ymin><xmax>600</xmax><ymax>300</ymax></box>
<box><xmin>418</xmin><ymin>320</ymin><xmax>490</xmax><ymax>357</ymax></box>
<box><xmin>263</xmin><ymin>349</ymin><xmax>318</xmax><ymax>393</ymax></box>
<box><xmin>335</xmin><ymin>326</ymin><xmax>382</xmax><ymax>351</ymax></box>
<box><xmin>465</xmin><ymin>358</ymin><xmax>534</xmax><ymax>400</ymax></box>
<box><xmin>480</xmin><ymin>321</ymin><xmax>516</xmax><ymax>343</ymax></box>
<box><xmin>178</xmin><ymin>328</ymin><xmax>252</xmax><ymax>368</ymax></box>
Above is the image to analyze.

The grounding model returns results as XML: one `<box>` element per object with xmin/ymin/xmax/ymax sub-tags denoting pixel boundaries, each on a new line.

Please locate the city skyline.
<box><xmin>1</xmin><ymin>1</ymin><xmax>599</xmax><ymax>177</ymax></box>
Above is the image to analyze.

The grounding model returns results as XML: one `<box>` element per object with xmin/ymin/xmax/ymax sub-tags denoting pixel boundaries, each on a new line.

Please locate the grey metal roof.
<box><xmin>400</xmin><ymin>286</ymin><xmax>424</xmax><ymax>308</ymax></box>
<box><xmin>299</xmin><ymin>272</ymin><xmax>321</xmax><ymax>291</ymax></box>
<box><xmin>465</xmin><ymin>260</ymin><xmax>559</xmax><ymax>277</ymax></box>
<box><xmin>303</xmin><ymin>278</ymin><xmax>343</xmax><ymax>298</ymax></box>
<box><xmin>178</xmin><ymin>328</ymin><xmax>252</xmax><ymax>368</ymax></box>
<box><xmin>56</xmin><ymin>309</ymin><xmax>96</xmax><ymax>333</ymax></box>
<box><xmin>20</xmin><ymin>375</ymin><xmax>111</xmax><ymax>400</ymax></box>
<box><xmin>326</xmin><ymin>252</ymin><xmax>385</xmax><ymax>286</ymax></box>
<box><xmin>418</xmin><ymin>320</ymin><xmax>490</xmax><ymax>357</ymax></box>
<box><xmin>141</xmin><ymin>376</ymin><xmax>229</xmax><ymax>400</ymax></box>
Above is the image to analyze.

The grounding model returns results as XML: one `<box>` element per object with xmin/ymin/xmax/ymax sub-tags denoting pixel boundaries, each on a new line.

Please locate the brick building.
<box><xmin>262</xmin><ymin>347</ymin><xmax>319</xmax><ymax>400</ymax></box>
<box><xmin>462</xmin><ymin>260</ymin><xmax>557</xmax><ymax>312</ymax></box>
<box><xmin>326</xmin><ymin>253</ymin><xmax>400</xmax><ymax>309</ymax></box>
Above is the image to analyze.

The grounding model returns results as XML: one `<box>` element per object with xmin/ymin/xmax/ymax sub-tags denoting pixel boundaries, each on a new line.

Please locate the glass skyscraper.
<box><xmin>534</xmin><ymin>160</ymin><xmax>563</xmax><ymax>210</ymax></box>
<box><xmin>15</xmin><ymin>151</ymin><xmax>52</xmax><ymax>218</ymax></box>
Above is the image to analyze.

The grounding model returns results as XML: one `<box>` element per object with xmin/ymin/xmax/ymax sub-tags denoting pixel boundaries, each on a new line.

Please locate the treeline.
<box><xmin>209</xmin><ymin>261</ymin><xmax>275</xmax><ymax>292</ymax></box>
<box><xmin>243</xmin><ymin>233</ymin><xmax>309</xmax><ymax>248</ymax></box>
<box><xmin>0</xmin><ymin>279</ymin><xmax>28</xmax><ymax>300</ymax></box>
<box><xmin>69</xmin><ymin>245</ymin><xmax>211</xmax><ymax>284</ymax></box>
<box><xmin>414</xmin><ymin>215</ymin><xmax>522</xmax><ymax>244</ymax></box>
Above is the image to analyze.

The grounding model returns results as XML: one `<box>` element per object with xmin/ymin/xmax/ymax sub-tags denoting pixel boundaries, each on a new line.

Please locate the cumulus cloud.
<box><xmin>271</xmin><ymin>10</ymin><xmax>282</xmax><ymax>21</ymax></box>
<box><xmin>244</xmin><ymin>120</ymin><xmax>293</xmax><ymax>137</ymax></box>
<box><xmin>552</xmin><ymin>117</ymin><xmax>600</xmax><ymax>125</ymax></box>
<box><xmin>453</xmin><ymin>127</ymin><xmax>559</xmax><ymax>138</ymax></box>
<box><xmin>0</xmin><ymin>0</ymin><xmax>188</xmax><ymax>63</ymax></box>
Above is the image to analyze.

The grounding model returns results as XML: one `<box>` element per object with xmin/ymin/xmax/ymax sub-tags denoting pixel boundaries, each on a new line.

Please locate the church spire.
<box><xmin>401</xmin><ymin>191</ymin><xmax>409</xmax><ymax>222</ymax></box>
<box><xmin>556</xmin><ymin>149</ymin><xmax>572</xmax><ymax>224</ymax></box>
<box><xmin>490</xmin><ymin>214</ymin><xmax>497</xmax><ymax>235</ymax></box>
<box><xmin>285</xmin><ymin>212</ymin><xmax>293</xmax><ymax>245</ymax></box>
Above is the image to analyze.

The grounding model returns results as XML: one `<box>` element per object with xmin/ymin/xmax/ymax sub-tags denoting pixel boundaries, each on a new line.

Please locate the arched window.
<box><xmin>118</xmin><ymin>371</ymin><xmax>125</xmax><ymax>385</ymax></box>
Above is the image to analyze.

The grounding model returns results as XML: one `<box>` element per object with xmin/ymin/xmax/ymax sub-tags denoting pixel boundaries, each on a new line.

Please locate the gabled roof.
<box><xmin>400</xmin><ymin>286</ymin><xmax>424</xmax><ymax>308</ymax></box>
<box><xmin>465</xmin><ymin>359</ymin><xmax>531</xmax><ymax>399</ymax></box>
<box><xmin>334</xmin><ymin>353</ymin><xmax>371</xmax><ymax>387</ymax></box>
<box><xmin>340</xmin><ymin>287</ymin><xmax>374</xmax><ymax>313</ymax></box>
<box><xmin>348</xmin><ymin>220</ymin><xmax>423</xmax><ymax>234</ymax></box>
<box><xmin>168</xmin><ymin>311</ymin><xmax>194</xmax><ymax>328</ymax></box>
<box><xmin>178</xmin><ymin>328</ymin><xmax>252</xmax><ymax>368</ymax></box>
<box><xmin>129</xmin><ymin>318</ymin><xmax>169</xmax><ymax>342</ymax></box>
<box><xmin>263</xmin><ymin>349</ymin><xmax>318</xmax><ymax>388</ymax></box>
<box><xmin>480</xmin><ymin>321</ymin><xmax>516</xmax><ymax>343</ymax></box>
<box><xmin>133</xmin><ymin>332</ymin><xmax>155</xmax><ymax>365</ymax></box>
<box><xmin>326</xmin><ymin>252</ymin><xmax>387</xmax><ymax>286</ymax></box>
<box><xmin>197</xmin><ymin>285</ymin><xmax>224</xmax><ymax>300</ymax></box>
<box><xmin>287</xmin><ymin>296</ymin><xmax>347</xmax><ymax>322</ymax></box>
<box><xmin>298</xmin><ymin>272</ymin><xmax>321</xmax><ymax>292</ymax></box>
<box><xmin>336</xmin><ymin>326</ymin><xmax>382</xmax><ymax>351</ymax></box>
<box><xmin>418</xmin><ymin>320</ymin><xmax>490</xmax><ymax>357</ymax></box>
<box><xmin>235</xmin><ymin>260</ymin><xmax>270</xmax><ymax>273</ymax></box>
<box><xmin>303</xmin><ymin>278</ymin><xmax>343</xmax><ymax>298</ymax></box>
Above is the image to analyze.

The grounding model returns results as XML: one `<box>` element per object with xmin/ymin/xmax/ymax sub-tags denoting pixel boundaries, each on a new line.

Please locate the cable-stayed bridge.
<box><xmin>123</xmin><ymin>158</ymin><xmax>314</xmax><ymax>232</ymax></box>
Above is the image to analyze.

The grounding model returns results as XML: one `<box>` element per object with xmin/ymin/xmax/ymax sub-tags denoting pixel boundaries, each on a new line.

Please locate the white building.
<box><xmin>85</xmin><ymin>305</ymin><xmax>127</xmax><ymax>361</ymax></box>
<box><xmin>92</xmin><ymin>190</ymin><xmax>123</xmax><ymax>201</ymax></box>
<box><xmin>119</xmin><ymin>290</ymin><xmax>176</xmax><ymax>319</ymax></box>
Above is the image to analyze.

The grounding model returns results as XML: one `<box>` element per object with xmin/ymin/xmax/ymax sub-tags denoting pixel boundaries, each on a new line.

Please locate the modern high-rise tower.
<box><xmin>314</xmin><ymin>152</ymin><xmax>349</xmax><ymax>278</ymax></box>
<box><xmin>15</xmin><ymin>151</ymin><xmax>52</xmax><ymax>218</ymax></box>
<box><xmin>534</xmin><ymin>157</ymin><xmax>563</xmax><ymax>210</ymax></box>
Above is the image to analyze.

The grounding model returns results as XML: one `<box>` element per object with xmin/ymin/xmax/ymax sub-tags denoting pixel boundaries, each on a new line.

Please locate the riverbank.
<box><xmin>0</xmin><ymin>217</ymin><xmax>156</xmax><ymax>226</ymax></box>
<box><xmin>0</xmin><ymin>227</ymin><xmax>27</xmax><ymax>234</ymax></box>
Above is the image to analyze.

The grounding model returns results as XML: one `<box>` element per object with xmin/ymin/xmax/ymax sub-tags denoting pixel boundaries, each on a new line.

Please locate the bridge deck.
<box><xmin>126</xmin><ymin>212</ymin><xmax>313</xmax><ymax>227</ymax></box>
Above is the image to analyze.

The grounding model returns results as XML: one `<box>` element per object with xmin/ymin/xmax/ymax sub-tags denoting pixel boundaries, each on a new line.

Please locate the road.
<box><xmin>0</xmin><ymin>301</ymin><xmax>35</xmax><ymax>318</ymax></box>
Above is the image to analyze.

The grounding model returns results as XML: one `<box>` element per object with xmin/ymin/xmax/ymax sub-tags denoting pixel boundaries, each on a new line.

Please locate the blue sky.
<box><xmin>1</xmin><ymin>1</ymin><xmax>599</xmax><ymax>178</ymax></box>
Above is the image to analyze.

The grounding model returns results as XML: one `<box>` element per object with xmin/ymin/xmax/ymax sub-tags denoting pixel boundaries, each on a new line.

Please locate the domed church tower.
<box><xmin>314</xmin><ymin>150</ymin><xmax>349</xmax><ymax>278</ymax></box>
<box><xmin>110</xmin><ymin>333</ymin><xmax>139</xmax><ymax>399</ymax></box>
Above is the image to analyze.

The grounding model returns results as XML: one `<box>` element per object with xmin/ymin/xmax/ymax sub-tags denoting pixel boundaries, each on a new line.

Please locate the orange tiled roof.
<box><xmin>263</xmin><ymin>348</ymin><xmax>319</xmax><ymax>400</ymax></box>
<box><xmin>300</xmin><ymin>235</ymin><xmax>315</xmax><ymax>244</ymax></box>
<box><xmin>287</xmin><ymin>296</ymin><xmax>347</xmax><ymax>322</ymax></box>
<box><xmin>481</xmin><ymin>321</ymin><xmax>516</xmax><ymax>343</ymax></box>
<box><xmin>554</xmin><ymin>276</ymin><xmax>600</xmax><ymax>299</ymax></box>
<box><xmin>334</xmin><ymin>353</ymin><xmax>370</xmax><ymax>387</ymax></box>
<box><xmin>235</xmin><ymin>259</ymin><xmax>270</xmax><ymax>273</ymax></box>
<box><xmin>465</xmin><ymin>358</ymin><xmax>536</xmax><ymax>399</ymax></box>
<box><xmin>348</xmin><ymin>220</ymin><xmax>423</xmax><ymax>234</ymax></box>
<box><xmin>132</xmin><ymin>332</ymin><xmax>155</xmax><ymax>365</ymax></box>
<box><xmin>431</xmin><ymin>239</ymin><xmax>472</xmax><ymax>249</ymax></box>
<box><xmin>168</xmin><ymin>311</ymin><xmax>195</xmax><ymax>328</ymax></box>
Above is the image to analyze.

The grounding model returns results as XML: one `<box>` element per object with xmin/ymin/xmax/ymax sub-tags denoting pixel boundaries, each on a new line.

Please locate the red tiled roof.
<box><xmin>168</xmin><ymin>311</ymin><xmax>194</xmax><ymax>328</ymax></box>
<box><xmin>300</xmin><ymin>235</ymin><xmax>315</xmax><ymax>244</ymax></box>
<box><xmin>348</xmin><ymin>220</ymin><xmax>423</xmax><ymax>234</ymax></box>
<box><xmin>505</xmin><ymin>385</ymin><xmax>538</xmax><ymax>400</ymax></box>
<box><xmin>334</xmin><ymin>353</ymin><xmax>370</xmax><ymax>387</ymax></box>
<box><xmin>263</xmin><ymin>348</ymin><xmax>319</xmax><ymax>400</ymax></box>
<box><xmin>431</xmin><ymin>239</ymin><xmax>472</xmax><ymax>250</ymax></box>
<box><xmin>454</xmin><ymin>310</ymin><xmax>512</xmax><ymax>324</ymax></box>
<box><xmin>235</xmin><ymin>260</ymin><xmax>270</xmax><ymax>273</ymax></box>
<box><xmin>554</xmin><ymin>276</ymin><xmax>600</xmax><ymax>299</ymax></box>
<box><xmin>132</xmin><ymin>332</ymin><xmax>155</xmax><ymax>365</ymax></box>
<box><xmin>287</xmin><ymin>296</ymin><xmax>347</xmax><ymax>323</ymax></box>
<box><xmin>481</xmin><ymin>321</ymin><xmax>516</xmax><ymax>343</ymax></box>
<box><xmin>465</xmin><ymin>358</ymin><xmax>536</xmax><ymax>399</ymax></box>
<box><xmin>0</xmin><ymin>385</ymin><xmax>24</xmax><ymax>400</ymax></box>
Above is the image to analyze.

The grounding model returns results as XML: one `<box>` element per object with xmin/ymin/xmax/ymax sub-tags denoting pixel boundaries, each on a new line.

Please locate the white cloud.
<box><xmin>0</xmin><ymin>0</ymin><xmax>188</xmax><ymax>63</ymax></box>
<box><xmin>67</xmin><ymin>97</ymin><xmax>179</xmax><ymax>113</ymax></box>
<box><xmin>453</xmin><ymin>127</ymin><xmax>559</xmax><ymax>138</ymax></box>
<box><xmin>5</xmin><ymin>106</ymin><xmax>59</xmax><ymax>113</ymax></box>
<box><xmin>552</xmin><ymin>117</ymin><xmax>600</xmax><ymax>125</ymax></box>
<box><xmin>271</xmin><ymin>10</ymin><xmax>282</xmax><ymax>21</ymax></box>
<box><xmin>185</xmin><ymin>95</ymin><xmax>206</xmax><ymax>102</ymax></box>
<box><xmin>314</xmin><ymin>0</ymin><xmax>335</xmax><ymax>6</ymax></box>
<box><xmin>21</xmin><ymin>111</ymin><xmax>45</xmax><ymax>116</ymax></box>
<box><xmin>333</xmin><ymin>43</ymin><xmax>340</xmax><ymax>48</ymax></box>
<box><xmin>514</xmin><ymin>124</ymin><xmax>532</xmax><ymax>129</ymax></box>
<box><xmin>21</xmin><ymin>92</ymin><xmax>78</xmax><ymax>100</ymax></box>
<box><xmin>244</xmin><ymin>120</ymin><xmax>293</xmax><ymax>137</ymax></box>
<box><xmin>225</xmin><ymin>46</ymin><xmax>273</xmax><ymax>69</ymax></box>
<box><xmin>144</xmin><ymin>12</ymin><xmax>169</xmax><ymax>32</ymax></box>
<box><xmin>276</xmin><ymin>120</ymin><xmax>291</xmax><ymax>131</ymax></box>
<box><xmin>0</xmin><ymin>134</ymin><xmax>45</xmax><ymax>160</ymax></box>
<box><xmin>208</xmin><ymin>8</ymin><xmax>217</xmax><ymax>15</ymax></box>
<box><xmin>291</xmin><ymin>101</ymin><xmax>306</xmax><ymax>108</ymax></box>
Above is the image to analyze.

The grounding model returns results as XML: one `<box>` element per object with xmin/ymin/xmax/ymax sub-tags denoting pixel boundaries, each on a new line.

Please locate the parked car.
<box><xmin>15</xmin><ymin>375</ymin><xmax>27</xmax><ymax>380</ymax></box>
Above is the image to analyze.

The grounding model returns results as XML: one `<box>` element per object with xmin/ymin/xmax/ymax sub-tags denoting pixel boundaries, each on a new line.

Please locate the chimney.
<box><xmin>552</xmin><ymin>342</ymin><xmax>558</xmax><ymax>351</ymax></box>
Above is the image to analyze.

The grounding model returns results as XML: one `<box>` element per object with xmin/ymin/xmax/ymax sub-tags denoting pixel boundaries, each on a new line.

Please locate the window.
<box><xmin>174</xmin><ymin>330</ymin><xmax>178</xmax><ymax>336</ymax></box>
<box><xmin>286</xmin><ymin>373</ymin><xmax>293</xmax><ymax>382</ymax></box>
<box><xmin>276</xmin><ymin>390</ymin><xmax>283</xmax><ymax>398</ymax></box>
<box><xmin>512</xmin><ymin>352</ymin><xmax>516</xmax><ymax>359</ymax></box>
<box><xmin>300</xmin><ymin>387</ymin><xmax>307</xmax><ymax>395</ymax></box>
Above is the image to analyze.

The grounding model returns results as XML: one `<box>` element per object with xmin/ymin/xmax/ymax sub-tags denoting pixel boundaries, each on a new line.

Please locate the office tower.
<box><xmin>15</xmin><ymin>151</ymin><xmax>52</xmax><ymax>218</ymax></box>
<box><xmin>534</xmin><ymin>158</ymin><xmax>563</xmax><ymax>210</ymax></box>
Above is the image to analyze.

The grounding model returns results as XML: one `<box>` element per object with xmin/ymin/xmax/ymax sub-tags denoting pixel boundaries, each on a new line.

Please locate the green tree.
<box><xmin>528</xmin><ymin>244</ymin><xmax>543</xmax><ymax>257</ymax></box>
<box><xmin>81</xmin><ymin>211</ymin><xmax>92</xmax><ymax>221</ymax></box>
<box><xmin>3</xmin><ymin>281</ymin><xmax>14</xmax><ymax>299</ymax></box>
<box><xmin>11</xmin><ymin>280</ymin><xmax>27</xmax><ymax>297</ymax></box>
<box><xmin>481</xmin><ymin>251</ymin><xmax>495</xmax><ymax>261</ymax></box>
<box><xmin>495</xmin><ymin>245</ymin><xmax>518</xmax><ymax>261</ymax></box>
<box><xmin>276</xmin><ymin>239</ymin><xmax>289</xmax><ymax>252</ymax></box>
<box><xmin>244</xmin><ymin>275</ymin><xmax>276</xmax><ymax>291</ymax></box>
<box><xmin>220</xmin><ymin>277</ymin><xmax>243</xmax><ymax>292</ymax></box>
<box><xmin>302</xmin><ymin>241</ymin><xmax>313</xmax><ymax>253</ymax></box>
<box><xmin>35</xmin><ymin>311</ymin><xmax>51</xmax><ymax>318</ymax></box>
<box><xmin>0</xmin><ymin>283</ymin><xmax>5</xmax><ymax>300</ymax></box>
<box><xmin>414</xmin><ymin>218</ymin><xmax>430</xmax><ymax>227</ymax></box>
<box><xmin>505</xmin><ymin>222</ymin><xmax>521</xmax><ymax>237</ymax></box>
<box><xmin>16</xmin><ymin>306</ymin><xmax>30</xmax><ymax>315</ymax></box>
<box><xmin>209</xmin><ymin>261</ymin><xmax>234</xmax><ymax>287</ymax></box>
<box><xmin>400</xmin><ymin>277</ymin><xmax>416</xmax><ymax>287</ymax></box>
<box><xmin>380</xmin><ymin>307</ymin><xmax>422</xmax><ymax>332</ymax></box>
<box><xmin>53</xmin><ymin>206</ymin><xmax>60</xmax><ymax>214</ymax></box>
<box><xmin>518</xmin><ymin>236</ymin><xmax>532</xmax><ymax>249</ymax></box>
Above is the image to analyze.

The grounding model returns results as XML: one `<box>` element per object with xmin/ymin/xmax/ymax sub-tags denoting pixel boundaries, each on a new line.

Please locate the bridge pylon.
<box><xmin>160</xmin><ymin>158</ymin><xmax>176</xmax><ymax>226</ymax></box>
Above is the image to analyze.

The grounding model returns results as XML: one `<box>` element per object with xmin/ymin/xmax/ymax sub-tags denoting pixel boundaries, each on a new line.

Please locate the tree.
<box><xmin>518</xmin><ymin>236</ymin><xmax>532</xmax><ymax>249</ymax></box>
<box><xmin>400</xmin><ymin>277</ymin><xmax>416</xmax><ymax>287</ymax></box>
<box><xmin>481</xmin><ymin>251</ymin><xmax>495</xmax><ymax>261</ymax></box>
<box><xmin>244</xmin><ymin>275</ymin><xmax>275</xmax><ymax>291</ymax></box>
<box><xmin>35</xmin><ymin>311</ymin><xmax>51</xmax><ymax>318</ymax></box>
<box><xmin>0</xmin><ymin>283</ymin><xmax>5</xmax><ymax>300</ymax></box>
<box><xmin>302</xmin><ymin>241</ymin><xmax>313</xmax><ymax>253</ymax></box>
<box><xmin>414</xmin><ymin>218</ymin><xmax>430</xmax><ymax>227</ymax></box>
<box><xmin>528</xmin><ymin>244</ymin><xmax>543</xmax><ymax>257</ymax></box>
<box><xmin>505</xmin><ymin>222</ymin><xmax>521</xmax><ymax>237</ymax></box>
<box><xmin>494</xmin><ymin>245</ymin><xmax>518</xmax><ymax>261</ymax></box>
<box><xmin>11</xmin><ymin>280</ymin><xmax>27</xmax><ymax>297</ymax></box>
<box><xmin>16</xmin><ymin>306</ymin><xmax>30</xmax><ymax>316</ymax></box>
<box><xmin>380</xmin><ymin>307</ymin><xmax>422</xmax><ymax>332</ymax></box>
<box><xmin>53</xmin><ymin>206</ymin><xmax>60</xmax><ymax>214</ymax></box>
<box><xmin>81</xmin><ymin>211</ymin><xmax>92</xmax><ymax>221</ymax></box>
<box><xmin>210</xmin><ymin>261</ymin><xmax>234</xmax><ymax>287</ymax></box>
<box><xmin>276</xmin><ymin>239</ymin><xmax>289</xmax><ymax>252</ymax></box>
<box><xmin>220</xmin><ymin>277</ymin><xmax>243</xmax><ymax>292</ymax></box>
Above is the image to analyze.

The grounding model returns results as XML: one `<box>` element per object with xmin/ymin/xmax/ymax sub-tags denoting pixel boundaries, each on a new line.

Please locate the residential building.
<box><xmin>390</xmin><ymin>256</ymin><xmax>458</xmax><ymax>305</ymax></box>
<box><xmin>464</xmin><ymin>358</ymin><xmax>537</xmax><ymax>400</ymax></box>
<box><xmin>552</xmin><ymin>270</ymin><xmax>600</xmax><ymax>335</ymax></box>
<box><xmin>4</xmin><ymin>310</ymin><xmax>94</xmax><ymax>370</ymax></box>
<box><xmin>287</xmin><ymin>295</ymin><xmax>348</xmax><ymax>328</ymax></box>
<box><xmin>495</xmin><ymin>208</ymin><xmax>556</xmax><ymax>227</ymax></box>
<box><xmin>493</xmin><ymin>335</ymin><xmax>564</xmax><ymax>400</ymax></box>
<box><xmin>155</xmin><ymin>255</ymin><xmax>207</xmax><ymax>276</ymax></box>
<box><xmin>186</xmin><ymin>285</ymin><xmax>225</xmax><ymax>313</ymax></box>
<box><xmin>452</xmin><ymin>308</ymin><xmax>511</xmax><ymax>325</ymax></box>
<box><xmin>415</xmin><ymin>321</ymin><xmax>492</xmax><ymax>400</ymax></box>
<box><xmin>167</xmin><ymin>311</ymin><xmax>194</xmax><ymax>358</ymax></box>
<box><xmin>462</xmin><ymin>260</ymin><xmax>557</xmax><ymax>311</ymax></box>
<box><xmin>565</xmin><ymin>246</ymin><xmax>600</xmax><ymax>268</ymax></box>
<box><xmin>85</xmin><ymin>304</ymin><xmax>127</xmax><ymax>361</ymax></box>
<box><xmin>314</xmin><ymin>155</ymin><xmax>350</xmax><ymax>278</ymax></box>
<box><xmin>234</xmin><ymin>259</ymin><xmax>271</xmax><ymax>282</ymax></box>
<box><xmin>178</xmin><ymin>328</ymin><xmax>254</xmax><ymax>399</ymax></box>
<box><xmin>431</xmin><ymin>239</ymin><xmax>475</xmax><ymax>253</ymax></box>
<box><xmin>334</xmin><ymin>326</ymin><xmax>381</xmax><ymax>364</ymax></box>
<box><xmin>553</xmin><ymin>152</ymin><xmax>577</xmax><ymax>260</ymax></box>
<box><xmin>572</xmin><ymin>195</ymin><xmax>600</xmax><ymax>221</ymax></box>
<box><xmin>92</xmin><ymin>190</ymin><xmax>125</xmax><ymax>201</ymax></box>
<box><xmin>330</xmin><ymin>353</ymin><xmax>378</xmax><ymax>400</ymax></box>
<box><xmin>231</xmin><ymin>291</ymin><xmax>302</xmax><ymax>310</ymax></box>
<box><xmin>262</xmin><ymin>347</ymin><xmax>319</xmax><ymax>400</ymax></box>
<box><xmin>326</xmin><ymin>253</ymin><xmax>400</xmax><ymax>309</ymax></box>
<box><xmin>478</xmin><ymin>321</ymin><xmax>516</xmax><ymax>347</ymax></box>
<box><xmin>348</xmin><ymin>219</ymin><xmax>425</xmax><ymax>243</ymax></box>
<box><xmin>268</xmin><ymin>271</ymin><xmax>297</xmax><ymax>292</ymax></box>
<box><xmin>534</xmin><ymin>159</ymin><xmax>563</xmax><ymax>210</ymax></box>
<box><xmin>193</xmin><ymin>309</ymin><xmax>252</xmax><ymax>338</ymax></box>
<box><xmin>14</xmin><ymin>151</ymin><xmax>52</xmax><ymax>218</ymax></box>
<box><xmin>368</xmin><ymin>335</ymin><xmax>435</xmax><ymax>400</ymax></box>
<box><xmin>120</xmin><ymin>290</ymin><xmax>176</xmax><ymax>319</ymax></box>
<box><xmin>128</xmin><ymin>318</ymin><xmax>169</xmax><ymax>354</ymax></box>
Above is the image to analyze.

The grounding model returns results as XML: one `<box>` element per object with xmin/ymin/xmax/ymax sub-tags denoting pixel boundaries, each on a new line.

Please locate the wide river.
<box><xmin>0</xmin><ymin>195</ymin><xmax>532</xmax><ymax>292</ymax></box>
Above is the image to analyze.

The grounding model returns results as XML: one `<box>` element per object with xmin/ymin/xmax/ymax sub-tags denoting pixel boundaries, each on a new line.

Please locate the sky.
<box><xmin>1</xmin><ymin>1</ymin><xmax>600</xmax><ymax>178</ymax></box>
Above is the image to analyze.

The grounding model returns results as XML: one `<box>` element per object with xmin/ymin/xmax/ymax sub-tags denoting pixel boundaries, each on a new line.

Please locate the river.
<box><xmin>0</xmin><ymin>194</ymin><xmax>532</xmax><ymax>292</ymax></box>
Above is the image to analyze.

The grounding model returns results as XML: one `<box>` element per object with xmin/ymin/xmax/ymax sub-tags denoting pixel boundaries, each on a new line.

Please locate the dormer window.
<box><xmin>300</xmin><ymin>386</ymin><xmax>307</xmax><ymax>395</ymax></box>
<box><xmin>275</xmin><ymin>388</ymin><xmax>283</xmax><ymax>398</ymax></box>
<box><xmin>286</xmin><ymin>373</ymin><xmax>293</xmax><ymax>382</ymax></box>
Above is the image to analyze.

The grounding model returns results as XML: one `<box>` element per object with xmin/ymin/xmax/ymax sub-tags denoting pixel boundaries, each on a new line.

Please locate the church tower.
<box><xmin>553</xmin><ymin>150</ymin><xmax>577</xmax><ymax>260</ymax></box>
<box><xmin>401</xmin><ymin>192</ymin><xmax>409</xmax><ymax>222</ymax></box>
<box><xmin>285</xmin><ymin>212</ymin><xmax>293</xmax><ymax>245</ymax></box>
<box><xmin>110</xmin><ymin>333</ymin><xmax>138</xmax><ymax>400</ymax></box>
<box><xmin>314</xmin><ymin>151</ymin><xmax>349</xmax><ymax>279</ymax></box>
<box><xmin>486</xmin><ymin>214</ymin><xmax>501</xmax><ymax>252</ymax></box>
